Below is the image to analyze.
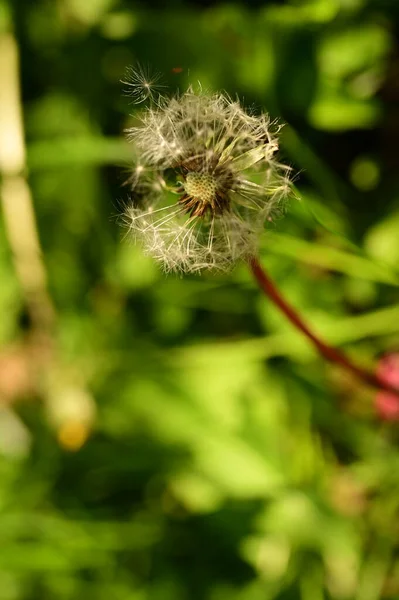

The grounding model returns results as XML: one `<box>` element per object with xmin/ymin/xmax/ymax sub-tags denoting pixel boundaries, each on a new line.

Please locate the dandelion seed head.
<box><xmin>124</xmin><ymin>81</ymin><xmax>292</xmax><ymax>273</ymax></box>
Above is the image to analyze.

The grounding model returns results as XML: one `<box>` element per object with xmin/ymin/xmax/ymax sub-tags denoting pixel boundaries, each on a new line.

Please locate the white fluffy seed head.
<box><xmin>124</xmin><ymin>79</ymin><xmax>292</xmax><ymax>273</ymax></box>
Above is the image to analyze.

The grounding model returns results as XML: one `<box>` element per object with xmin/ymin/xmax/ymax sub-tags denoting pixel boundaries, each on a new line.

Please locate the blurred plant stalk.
<box><xmin>249</xmin><ymin>257</ymin><xmax>399</xmax><ymax>402</ymax></box>
<box><xmin>0</xmin><ymin>31</ymin><xmax>55</xmax><ymax>331</ymax></box>
<box><xmin>0</xmin><ymin>29</ymin><xmax>95</xmax><ymax>450</ymax></box>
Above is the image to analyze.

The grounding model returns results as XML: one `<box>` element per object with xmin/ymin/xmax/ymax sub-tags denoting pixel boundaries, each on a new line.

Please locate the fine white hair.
<box><xmin>124</xmin><ymin>79</ymin><xmax>291</xmax><ymax>273</ymax></box>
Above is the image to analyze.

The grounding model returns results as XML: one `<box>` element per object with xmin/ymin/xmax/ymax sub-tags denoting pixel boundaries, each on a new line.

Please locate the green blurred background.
<box><xmin>0</xmin><ymin>0</ymin><xmax>399</xmax><ymax>598</ymax></box>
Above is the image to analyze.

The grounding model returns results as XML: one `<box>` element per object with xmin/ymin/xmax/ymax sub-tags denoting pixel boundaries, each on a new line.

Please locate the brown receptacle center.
<box><xmin>178</xmin><ymin>171</ymin><xmax>229</xmax><ymax>218</ymax></box>
<box><xmin>184</xmin><ymin>172</ymin><xmax>218</xmax><ymax>204</ymax></box>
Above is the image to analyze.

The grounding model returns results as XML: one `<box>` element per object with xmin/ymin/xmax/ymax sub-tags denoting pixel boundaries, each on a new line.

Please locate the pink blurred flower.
<box><xmin>375</xmin><ymin>353</ymin><xmax>399</xmax><ymax>421</ymax></box>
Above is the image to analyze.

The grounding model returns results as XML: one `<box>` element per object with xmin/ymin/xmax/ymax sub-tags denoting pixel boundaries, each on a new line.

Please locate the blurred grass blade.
<box><xmin>265</xmin><ymin>232</ymin><xmax>399</xmax><ymax>285</ymax></box>
<box><xmin>27</xmin><ymin>137</ymin><xmax>131</xmax><ymax>170</ymax></box>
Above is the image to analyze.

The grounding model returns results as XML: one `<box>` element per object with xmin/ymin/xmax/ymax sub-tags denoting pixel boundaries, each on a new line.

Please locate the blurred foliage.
<box><xmin>0</xmin><ymin>0</ymin><xmax>399</xmax><ymax>598</ymax></box>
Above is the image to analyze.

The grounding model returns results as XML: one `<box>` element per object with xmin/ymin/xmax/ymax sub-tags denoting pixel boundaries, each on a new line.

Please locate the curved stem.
<box><xmin>249</xmin><ymin>256</ymin><xmax>399</xmax><ymax>398</ymax></box>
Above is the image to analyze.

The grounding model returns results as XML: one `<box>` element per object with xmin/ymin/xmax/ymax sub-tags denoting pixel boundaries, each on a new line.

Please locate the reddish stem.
<box><xmin>249</xmin><ymin>256</ymin><xmax>399</xmax><ymax>398</ymax></box>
